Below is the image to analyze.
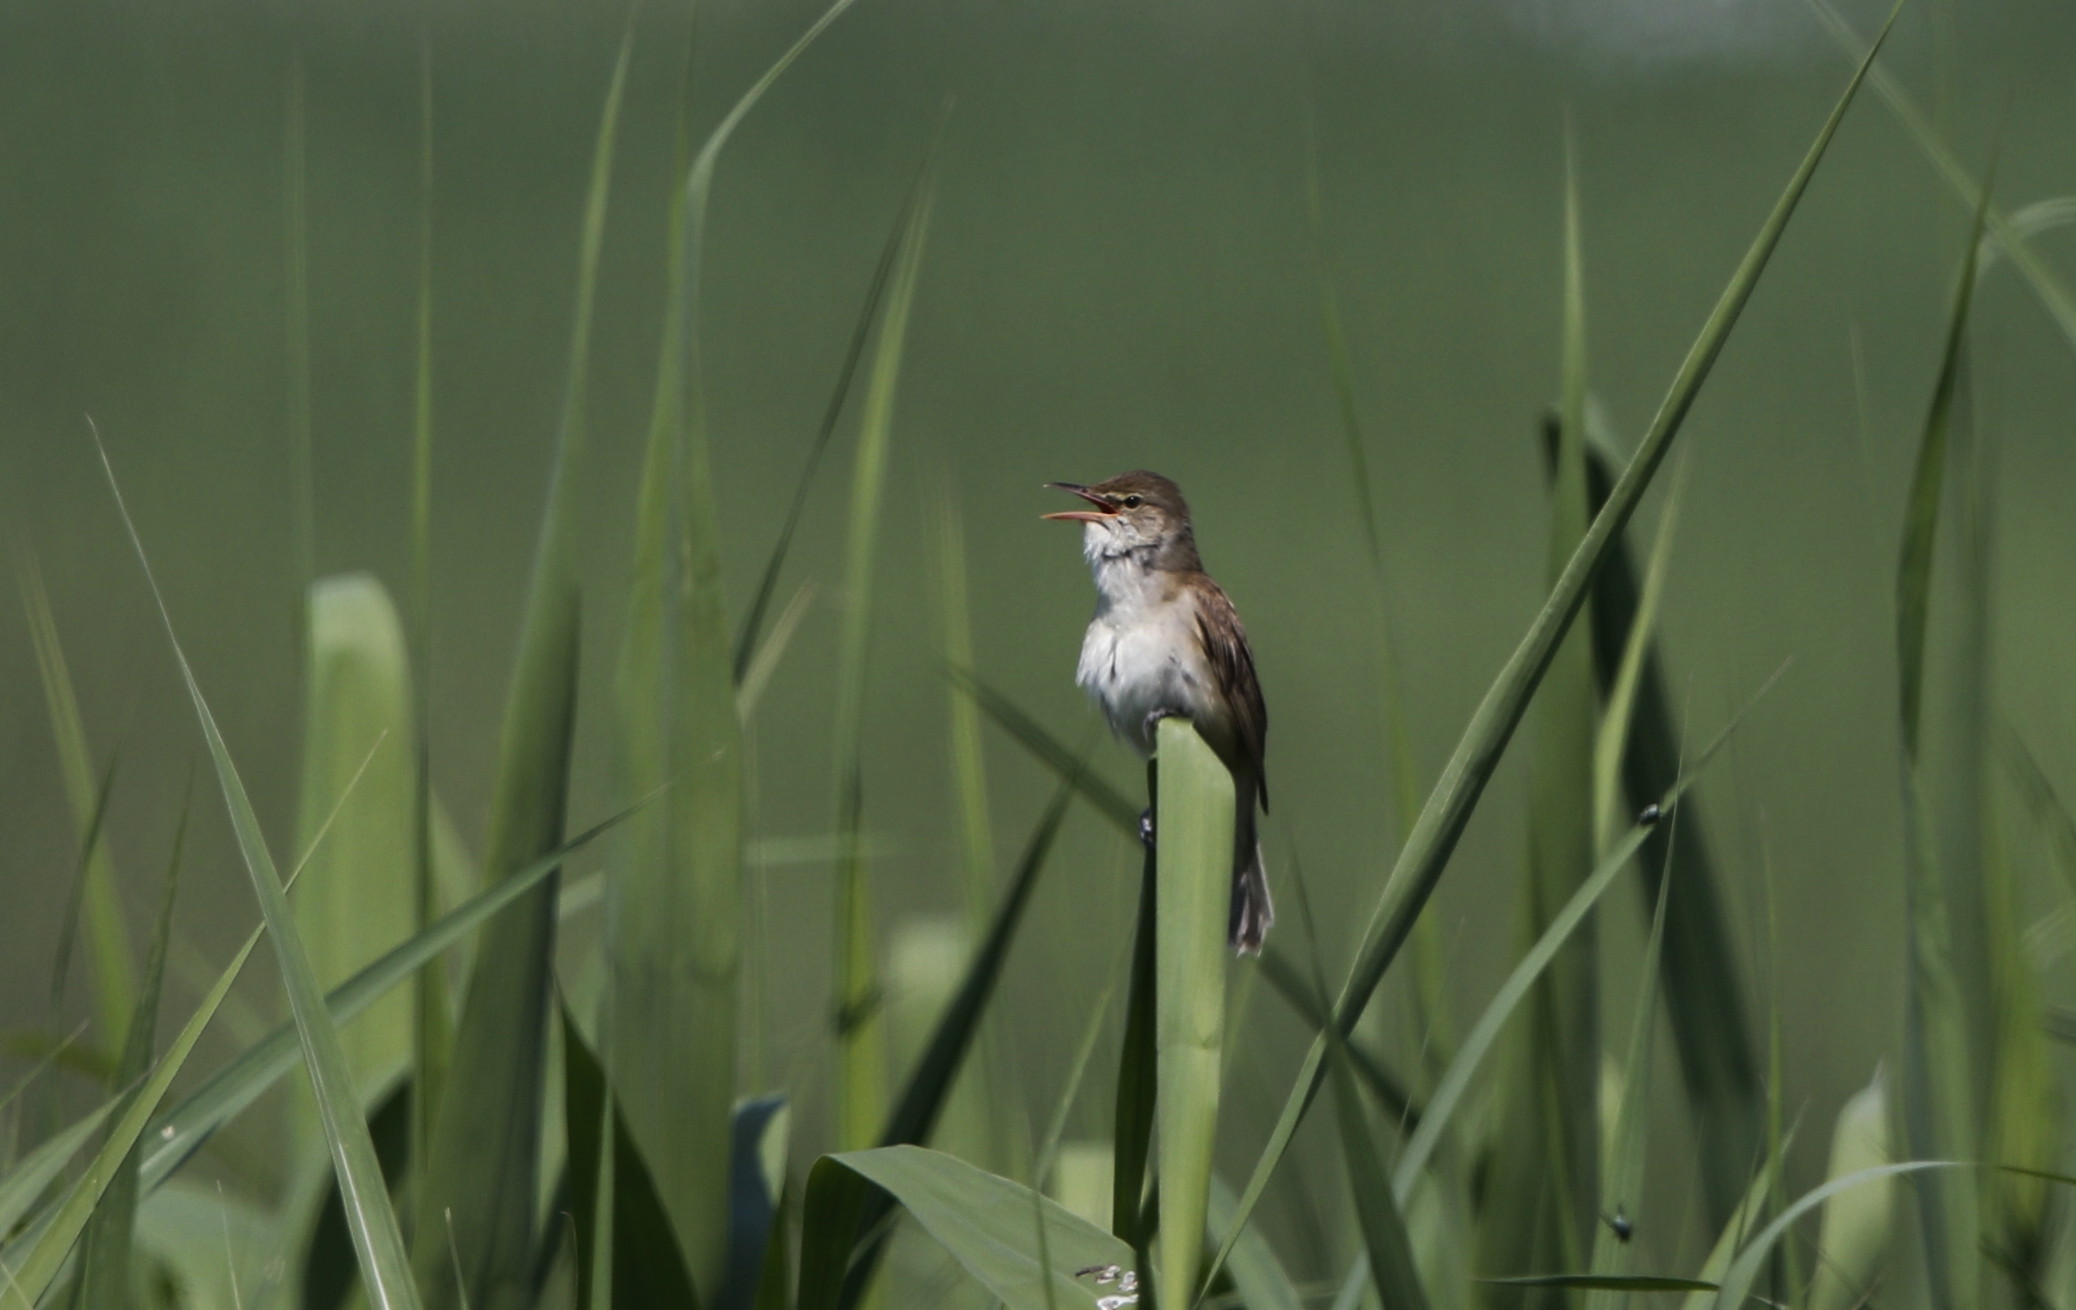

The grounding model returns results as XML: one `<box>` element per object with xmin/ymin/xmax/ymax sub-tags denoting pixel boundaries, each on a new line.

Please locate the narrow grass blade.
<box><xmin>64</xmin><ymin>800</ymin><xmax>182</xmax><ymax>1310</ymax></box>
<box><xmin>1895</xmin><ymin>171</ymin><xmax>1996</xmax><ymax>1310</ymax></box>
<box><xmin>16</xmin><ymin>555</ymin><xmax>135</xmax><ymax>1049</ymax></box>
<box><xmin>1256</xmin><ymin>951</ymin><xmax>1419</xmax><ymax>1132</ymax></box>
<box><xmin>1568</xmin><ymin>425</ymin><xmax>1758</xmax><ymax>1226</ymax></box>
<box><xmin>1112</xmin><ymin>827</ymin><xmax>1157</xmax><ymax>1254</ymax></box>
<box><xmin>408</xmin><ymin>36</ymin><xmax>450</xmax><ymax>1216</ymax></box>
<box><xmin>0</xmin><ymin>924</ymin><xmax>261</xmax><ymax>1307</ymax></box>
<box><xmin>1488</xmin><ymin>136</ymin><xmax>1602</xmax><ymax>1284</ymax></box>
<box><xmin>94</xmin><ymin>436</ymin><xmax>422</xmax><ymax>1309</ymax></box>
<box><xmin>1202</xmin><ymin>19</ymin><xmax>1890</xmax><ymax>1288</ymax></box>
<box><xmin>832</xmin><ymin>161</ymin><xmax>936</xmax><ymax>1152</ymax></box>
<box><xmin>137</xmin><ymin>805</ymin><xmax>632</xmax><ymax>1191</ymax></box>
<box><xmin>1394</xmin><ymin>811</ymin><xmax>1657</xmax><ymax>1203</ymax></box>
<box><xmin>0</xmin><ymin>1102</ymin><xmax>117</xmax><ymax>1240</ymax></box>
<box><xmin>1152</xmin><ymin>720</ymin><xmax>1232</xmax><ymax>1310</ymax></box>
<box><xmin>732</xmin><ymin>117</ymin><xmax>926</xmax><ymax>680</ymax></box>
<box><xmin>1806</xmin><ymin>1069</ymin><xmax>1893</xmax><ymax>1310</ymax></box>
<box><xmin>1209</xmin><ymin>1178</ymin><xmax>1302</xmax><ymax>1310</ymax></box>
<box><xmin>414</xmin><ymin>35</ymin><xmax>628</xmax><ymax>1307</ymax></box>
<box><xmin>1585</xmin><ymin>851</ymin><xmax>1672</xmax><ymax>1310</ymax></box>
<box><xmin>949</xmin><ymin>669</ymin><xmax>1138</xmax><ymax>833</ymax></box>
<box><xmin>735</xmin><ymin>582</ymin><xmax>814</xmax><ymax>721</ymax></box>
<box><xmin>295</xmin><ymin>575</ymin><xmax>417</xmax><ymax>1138</ymax></box>
<box><xmin>1592</xmin><ymin>466</ymin><xmax>1682</xmax><ymax>856</ymax></box>
<box><xmin>1810</xmin><ymin>0</ymin><xmax>2076</xmax><ymax>353</ymax></box>
<box><xmin>1677</xmin><ymin>1130</ymin><xmax>1791</xmax><ymax>1310</ymax></box>
<box><xmin>801</xmin><ymin>1147</ymin><xmax>1134</xmax><ymax>1310</ymax></box>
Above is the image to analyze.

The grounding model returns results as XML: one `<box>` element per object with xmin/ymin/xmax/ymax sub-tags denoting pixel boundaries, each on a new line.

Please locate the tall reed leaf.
<box><xmin>1153</xmin><ymin>720</ymin><xmax>1232</xmax><ymax>1310</ymax></box>
<box><xmin>413</xmin><ymin>35</ymin><xmax>627</xmax><ymax>1308</ymax></box>
<box><xmin>1895</xmin><ymin>171</ymin><xmax>1994</xmax><ymax>1310</ymax></box>
<box><xmin>63</xmin><ymin>806</ymin><xmax>180</xmax><ymax>1310</ymax></box>
<box><xmin>95</xmin><ymin>438</ymin><xmax>421</xmax><ymax>1309</ymax></box>
<box><xmin>832</xmin><ymin>161</ymin><xmax>936</xmax><ymax>1151</ymax></box>
<box><xmin>16</xmin><ymin>556</ymin><xmax>135</xmax><ymax>1050</ymax></box>
<box><xmin>1199</xmin><ymin>21</ymin><xmax>1891</xmax><ymax>1291</ymax></box>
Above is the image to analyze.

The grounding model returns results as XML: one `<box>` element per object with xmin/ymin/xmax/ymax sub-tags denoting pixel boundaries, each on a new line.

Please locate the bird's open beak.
<box><xmin>1042</xmin><ymin>482</ymin><xmax>1117</xmax><ymax>523</ymax></box>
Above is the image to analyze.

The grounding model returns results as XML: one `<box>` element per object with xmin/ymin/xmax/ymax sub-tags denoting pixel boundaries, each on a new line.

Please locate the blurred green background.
<box><xmin>4</xmin><ymin>0</ymin><xmax>2075</xmax><ymax>1274</ymax></box>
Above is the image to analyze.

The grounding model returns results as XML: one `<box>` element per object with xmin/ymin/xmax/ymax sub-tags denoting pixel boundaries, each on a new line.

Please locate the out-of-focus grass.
<box><xmin>17</xmin><ymin>1</ymin><xmax>2076</xmax><ymax>1308</ymax></box>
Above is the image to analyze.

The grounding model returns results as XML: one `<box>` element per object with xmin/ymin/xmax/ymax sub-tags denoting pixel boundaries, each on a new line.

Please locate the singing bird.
<box><xmin>1044</xmin><ymin>471</ymin><xmax>1272</xmax><ymax>954</ymax></box>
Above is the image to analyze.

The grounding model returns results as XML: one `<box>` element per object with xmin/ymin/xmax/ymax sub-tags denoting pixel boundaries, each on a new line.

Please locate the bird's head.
<box><xmin>1043</xmin><ymin>471</ymin><xmax>1193</xmax><ymax>560</ymax></box>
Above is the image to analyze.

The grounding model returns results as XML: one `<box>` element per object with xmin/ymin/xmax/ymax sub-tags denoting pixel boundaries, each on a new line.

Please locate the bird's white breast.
<box><xmin>1075</xmin><ymin>550</ymin><xmax>1216</xmax><ymax>756</ymax></box>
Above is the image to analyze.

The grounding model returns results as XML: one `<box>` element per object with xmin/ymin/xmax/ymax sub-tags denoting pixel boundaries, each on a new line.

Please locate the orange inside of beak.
<box><xmin>1042</xmin><ymin>485</ymin><xmax>1116</xmax><ymax>522</ymax></box>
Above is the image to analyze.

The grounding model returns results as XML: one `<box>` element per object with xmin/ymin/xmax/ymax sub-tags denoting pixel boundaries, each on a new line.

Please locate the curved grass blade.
<box><xmin>1676</xmin><ymin>1129</ymin><xmax>1793</xmax><ymax>1310</ymax></box>
<box><xmin>1711</xmin><ymin>1163</ymin><xmax>1958</xmax><ymax>1310</ymax></box>
<box><xmin>0</xmin><ymin>924</ymin><xmax>260</xmax><ymax>1308</ymax></box>
<box><xmin>1152</xmin><ymin>721</ymin><xmax>1233</xmax><ymax>1310</ymax></box>
<box><xmin>93</xmin><ymin>437</ymin><xmax>422</xmax><ymax>1309</ymax></box>
<box><xmin>831</xmin><ymin>156</ymin><xmax>937</xmax><ymax>1152</ymax></box>
<box><xmin>414</xmin><ymin>34</ymin><xmax>629</xmax><ymax>1307</ymax></box>
<box><xmin>65</xmin><ymin>800</ymin><xmax>183</xmax><ymax>1310</ymax></box>
<box><xmin>1256</xmin><ymin>950</ymin><xmax>1419</xmax><ymax>1132</ymax></box>
<box><xmin>139</xmin><ymin>803</ymin><xmax>635</xmax><ymax>1192</ymax></box>
<box><xmin>16</xmin><ymin>554</ymin><xmax>135</xmax><ymax>1051</ymax></box>
<box><xmin>1809</xmin><ymin>0</ymin><xmax>2076</xmax><ymax>353</ymax></box>
<box><xmin>1199</xmin><ymin>17</ymin><xmax>1893</xmax><ymax>1291</ymax></box>
<box><xmin>0</xmin><ymin>1102</ymin><xmax>116</xmax><ymax>1241</ymax></box>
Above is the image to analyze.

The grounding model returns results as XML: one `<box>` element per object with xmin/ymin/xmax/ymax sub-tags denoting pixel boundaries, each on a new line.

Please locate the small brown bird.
<box><xmin>1044</xmin><ymin>471</ymin><xmax>1272</xmax><ymax>954</ymax></box>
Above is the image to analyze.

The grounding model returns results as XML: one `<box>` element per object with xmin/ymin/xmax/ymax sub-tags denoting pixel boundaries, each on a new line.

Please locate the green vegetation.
<box><xmin>9</xmin><ymin>2</ymin><xmax>2076</xmax><ymax>1308</ymax></box>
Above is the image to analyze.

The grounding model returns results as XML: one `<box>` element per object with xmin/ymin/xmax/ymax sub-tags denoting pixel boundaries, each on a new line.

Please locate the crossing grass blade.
<box><xmin>1677</xmin><ymin>1131</ymin><xmax>1792</xmax><ymax>1310</ymax></box>
<box><xmin>94</xmin><ymin>433</ymin><xmax>422</xmax><ymax>1309</ymax></box>
<box><xmin>0</xmin><ymin>928</ymin><xmax>263</xmax><ymax>1308</ymax></box>
<box><xmin>138</xmin><ymin>805</ymin><xmax>635</xmax><ymax>1193</ymax></box>
<box><xmin>294</xmin><ymin>575</ymin><xmax>417</xmax><ymax>1139</ymax></box>
<box><xmin>1152</xmin><ymin>720</ymin><xmax>1232</xmax><ymax>1310</ymax></box>
<box><xmin>16</xmin><ymin>554</ymin><xmax>135</xmax><ymax>1052</ymax></box>
<box><xmin>1567</xmin><ymin>423</ymin><xmax>1759</xmax><ymax>1227</ymax></box>
<box><xmin>1256</xmin><ymin>951</ymin><xmax>1419</xmax><ymax>1132</ymax></box>
<box><xmin>949</xmin><ymin>669</ymin><xmax>1139</xmax><ymax>833</ymax></box>
<box><xmin>832</xmin><ymin>155</ymin><xmax>936</xmax><ymax>1152</ymax></box>
<box><xmin>1198</xmin><ymin>20</ymin><xmax>1892</xmax><ymax>1290</ymax></box>
<box><xmin>1710</xmin><ymin>1163</ymin><xmax>1959</xmax><ymax>1310</ymax></box>
<box><xmin>0</xmin><ymin>1102</ymin><xmax>117</xmax><ymax>1241</ymax></box>
<box><xmin>1806</xmin><ymin>1070</ymin><xmax>1894</xmax><ymax>1310</ymax></box>
<box><xmin>63</xmin><ymin>797</ymin><xmax>181</xmax><ymax>1310</ymax></box>
<box><xmin>411</xmin><ymin>33</ymin><xmax>627</xmax><ymax>1309</ymax></box>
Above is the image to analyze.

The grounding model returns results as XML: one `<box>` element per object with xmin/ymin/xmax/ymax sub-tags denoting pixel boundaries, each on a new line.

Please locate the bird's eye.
<box><xmin>1123</xmin><ymin>495</ymin><xmax>1142</xmax><ymax>508</ymax></box>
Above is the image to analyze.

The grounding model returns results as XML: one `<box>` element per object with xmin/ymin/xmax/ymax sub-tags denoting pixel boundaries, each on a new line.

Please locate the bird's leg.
<box><xmin>1138</xmin><ymin>807</ymin><xmax>1155</xmax><ymax>849</ymax></box>
<box><xmin>1138</xmin><ymin>708</ymin><xmax>1182</xmax><ymax>850</ymax></box>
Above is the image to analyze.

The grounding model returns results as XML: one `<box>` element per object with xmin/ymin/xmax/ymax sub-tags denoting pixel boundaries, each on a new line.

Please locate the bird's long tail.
<box><xmin>1229</xmin><ymin>804</ymin><xmax>1273</xmax><ymax>955</ymax></box>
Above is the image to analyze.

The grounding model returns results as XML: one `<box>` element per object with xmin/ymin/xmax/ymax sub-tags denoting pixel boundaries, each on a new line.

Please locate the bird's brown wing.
<box><xmin>1193</xmin><ymin>580</ymin><xmax>1269</xmax><ymax>812</ymax></box>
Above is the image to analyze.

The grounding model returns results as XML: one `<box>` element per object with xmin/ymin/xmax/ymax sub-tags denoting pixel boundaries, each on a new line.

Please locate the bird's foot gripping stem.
<box><xmin>1138</xmin><ymin>807</ymin><xmax>1155</xmax><ymax>849</ymax></box>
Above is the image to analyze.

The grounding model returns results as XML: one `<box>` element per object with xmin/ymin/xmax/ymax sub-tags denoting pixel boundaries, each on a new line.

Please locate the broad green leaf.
<box><xmin>16</xmin><ymin>555</ymin><xmax>135</xmax><ymax>1052</ymax></box>
<box><xmin>95</xmin><ymin>435</ymin><xmax>421</xmax><ymax>1309</ymax></box>
<box><xmin>1153</xmin><ymin>720</ymin><xmax>1231</xmax><ymax>1310</ymax></box>
<box><xmin>1807</xmin><ymin>1069</ymin><xmax>1893</xmax><ymax>1310</ymax></box>
<box><xmin>139</xmin><ymin>806</ymin><xmax>633</xmax><ymax>1192</ymax></box>
<box><xmin>831</xmin><ymin>155</ymin><xmax>936</xmax><ymax>1152</ymax></box>
<box><xmin>65</xmin><ymin>805</ymin><xmax>182</xmax><ymax>1310</ymax></box>
<box><xmin>561</xmin><ymin>1003</ymin><xmax>699</xmax><ymax>1310</ymax></box>
<box><xmin>802</xmin><ymin>1147</ymin><xmax>1133</xmax><ymax>1310</ymax></box>
<box><xmin>413</xmin><ymin>36</ymin><xmax>628</xmax><ymax>1309</ymax></box>
<box><xmin>295</xmin><ymin>574</ymin><xmax>417</xmax><ymax>1131</ymax></box>
<box><xmin>1202</xmin><ymin>16</ymin><xmax>1892</xmax><ymax>1288</ymax></box>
